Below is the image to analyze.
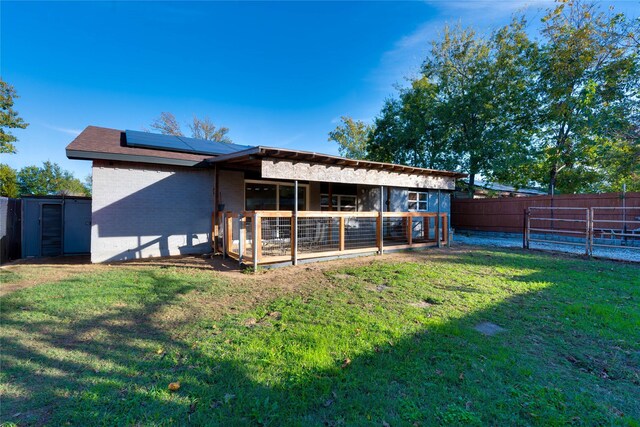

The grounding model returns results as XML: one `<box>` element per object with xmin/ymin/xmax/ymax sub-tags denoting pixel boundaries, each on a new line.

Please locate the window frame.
<box><xmin>244</xmin><ymin>179</ymin><xmax>309</xmax><ymax>211</ymax></box>
<box><xmin>408</xmin><ymin>191</ymin><xmax>430</xmax><ymax>212</ymax></box>
<box><xmin>320</xmin><ymin>193</ymin><xmax>358</xmax><ymax>212</ymax></box>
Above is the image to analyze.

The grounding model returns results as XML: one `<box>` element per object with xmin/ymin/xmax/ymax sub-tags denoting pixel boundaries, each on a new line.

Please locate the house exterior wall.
<box><xmin>389</xmin><ymin>187</ymin><xmax>451</xmax><ymax>215</ymax></box>
<box><xmin>89</xmin><ymin>161</ymin><xmax>455</xmax><ymax>263</ymax></box>
<box><xmin>91</xmin><ymin>161</ymin><xmax>214</xmax><ymax>263</ymax></box>
<box><xmin>356</xmin><ymin>186</ymin><xmax>451</xmax><ymax>215</ymax></box>
<box><xmin>309</xmin><ymin>182</ymin><xmax>321</xmax><ymax>210</ymax></box>
<box><xmin>218</xmin><ymin>169</ymin><xmax>245</xmax><ymax>212</ymax></box>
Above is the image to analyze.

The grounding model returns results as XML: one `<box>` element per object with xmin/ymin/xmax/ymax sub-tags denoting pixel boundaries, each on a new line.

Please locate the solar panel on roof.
<box><xmin>125</xmin><ymin>130</ymin><xmax>252</xmax><ymax>156</ymax></box>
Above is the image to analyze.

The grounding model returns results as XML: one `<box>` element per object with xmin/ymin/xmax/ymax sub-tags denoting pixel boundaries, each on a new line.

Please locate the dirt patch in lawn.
<box><xmin>0</xmin><ymin>256</ymin><xmax>107</xmax><ymax>296</ymax></box>
<box><xmin>0</xmin><ymin>247</ymin><xmax>473</xmax><ymax>299</ymax></box>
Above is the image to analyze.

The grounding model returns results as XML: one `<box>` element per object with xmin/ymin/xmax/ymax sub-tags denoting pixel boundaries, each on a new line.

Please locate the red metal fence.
<box><xmin>452</xmin><ymin>192</ymin><xmax>640</xmax><ymax>234</ymax></box>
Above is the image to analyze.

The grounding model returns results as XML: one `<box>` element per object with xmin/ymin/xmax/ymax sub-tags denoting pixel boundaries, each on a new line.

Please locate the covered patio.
<box><xmin>209</xmin><ymin>147</ymin><xmax>465</xmax><ymax>268</ymax></box>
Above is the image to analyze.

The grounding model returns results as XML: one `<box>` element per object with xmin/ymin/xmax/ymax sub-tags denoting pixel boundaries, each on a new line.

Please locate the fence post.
<box><xmin>378</xmin><ymin>185</ymin><xmax>384</xmax><ymax>255</ymax></box>
<box><xmin>377</xmin><ymin>212</ymin><xmax>383</xmax><ymax>254</ymax></box>
<box><xmin>423</xmin><ymin>216</ymin><xmax>430</xmax><ymax>241</ymax></box>
<box><xmin>525</xmin><ymin>208</ymin><xmax>530</xmax><ymax>249</ymax></box>
<box><xmin>589</xmin><ymin>208</ymin><xmax>594</xmax><ymax>257</ymax></box>
<box><xmin>252</xmin><ymin>212</ymin><xmax>259</xmax><ymax>271</ymax></box>
<box><xmin>522</xmin><ymin>209</ymin><xmax>528</xmax><ymax>249</ymax></box>
<box><xmin>443</xmin><ymin>214</ymin><xmax>449</xmax><ymax>247</ymax></box>
<box><xmin>211</xmin><ymin>212</ymin><xmax>216</xmax><ymax>252</ymax></box>
<box><xmin>339</xmin><ymin>216</ymin><xmax>345</xmax><ymax>251</ymax></box>
<box><xmin>292</xmin><ymin>181</ymin><xmax>299</xmax><ymax>265</ymax></box>
<box><xmin>436</xmin><ymin>190</ymin><xmax>442</xmax><ymax>248</ymax></box>
<box><xmin>407</xmin><ymin>216</ymin><xmax>413</xmax><ymax>246</ymax></box>
<box><xmin>222</xmin><ymin>212</ymin><xmax>228</xmax><ymax>259</ymax></box>
<box><xmin>585</xmin><ymin>208</ymin><xmax>591</xmax><ymax>257</ymax></box>
<box><xmin>238</xmin><ymin>214</ymin><xmax>245</xmax><ymax>265</ymax></box>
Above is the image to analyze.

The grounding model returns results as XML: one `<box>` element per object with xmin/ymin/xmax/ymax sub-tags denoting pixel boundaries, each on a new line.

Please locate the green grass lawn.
<box><xmin>1</xmin><ymin>249</ymin><xmax>639</xmax><ymax>426</ymax></box>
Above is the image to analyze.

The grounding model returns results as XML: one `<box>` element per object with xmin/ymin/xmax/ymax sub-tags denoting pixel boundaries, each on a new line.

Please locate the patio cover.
<box><xmin>207</xmin><ymin>147</ymin><xmax>466</xmax><ymax>190</ymax></box>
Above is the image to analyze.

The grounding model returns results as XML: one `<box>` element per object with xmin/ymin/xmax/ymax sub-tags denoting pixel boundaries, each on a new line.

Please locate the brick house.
<box><xmin>67</xmin><ymin>126</ymin><xmax>465</xmax><ymax>265</ymax></box>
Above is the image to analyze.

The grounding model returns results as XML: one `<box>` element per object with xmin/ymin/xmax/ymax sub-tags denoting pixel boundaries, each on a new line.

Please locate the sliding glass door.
<box><xmin>245</xmin><ymin>180</ymin><xmax>307</xmax><ymax>211</ymax></box>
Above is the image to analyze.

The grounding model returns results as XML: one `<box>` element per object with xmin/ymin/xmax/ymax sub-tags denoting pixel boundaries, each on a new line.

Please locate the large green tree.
<box><xmin>423</xmin><ymin>21</ymin><xmax>538</xmax><ymax>195</ymax></box>
<box><xmin>328</xmin><ymin>116</ymin><xmax>372</xmax><ymax>159</ymax></box>
<box><xmin>530</xmin><ymin>0</ymin><xmax>640</xmax><ymax>194</ymax></box>
<box><xmin>366</xmin><ymin>21</ymin><xmax>536</xmax><ymax>195</ymax></box>
<box><xmin>0</xmin><ymin>80</ymin><xmax>28</xmax><ymax>154</ymax></box>
<box><xmin>367</xmin><ymin>79</ymin><xmax>455</xmax><ymax>170</ymax></box>
<box><xmin>361</xmin><ymin>1</ymin><xmax>638</xmax><ymax>195</ymax></box>
<box><xmin>367</xmin><ymin>98</ymin><xmax>403</xmax><ymax>164</ymax></box>
<box><xmin>422</xmin><ymin>24</ymin><xmax>496</xmax><ymax>194</ymax></box>
<box><xmin>17</xmin><ymin>161</ymin><xmax>90</xmax><ymax>197</ymax></box>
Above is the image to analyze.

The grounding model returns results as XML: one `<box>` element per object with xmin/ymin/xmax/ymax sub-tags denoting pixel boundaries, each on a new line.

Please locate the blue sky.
<box><xmin>2</xmin><ymin>1</ymin><xmax>637</xmax><ymax>179</ymax></box>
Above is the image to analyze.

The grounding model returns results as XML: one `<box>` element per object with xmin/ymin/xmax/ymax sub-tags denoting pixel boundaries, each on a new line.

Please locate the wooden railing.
<box><xmin>215</xmin><ymin>210</ymin><xmax>449</xmax><ymax>267</ymax></box>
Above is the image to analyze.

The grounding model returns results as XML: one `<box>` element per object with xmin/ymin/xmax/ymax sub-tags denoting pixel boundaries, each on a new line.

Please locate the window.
<box><xmin>320</xmin><ymin>194</ymin><xmax>357</xmax><ymax>211</ymax></box>
<box><xmin>408</xmin><ymin>191</ymin><xmax>429</xmax><ymax>211</ymax></box>
<box><xmin>245</xmin><ymin>180</ymin><xmax>307</xmax><ymax>211</ymax></box>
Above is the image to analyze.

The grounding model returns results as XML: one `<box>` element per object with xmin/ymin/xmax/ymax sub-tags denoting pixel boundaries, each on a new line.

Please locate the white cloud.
<box><xmin>368</xmin><ymin>0</ymin><xmax>552</xmax><ymax>95</ymax></box>
<box><xmin>425</xmin><ymin>0</ymin><xmax>552</xmax><ymax>13</ymax></box>
<box><xmin>41</xmin><ymin>124</ymin><xmax>82</xmax><ymax>136</ymax></box>
<box><xmin>277</xmin><ymin>132</ymin><xmax>305</xmax><ymax>147</ymax></box>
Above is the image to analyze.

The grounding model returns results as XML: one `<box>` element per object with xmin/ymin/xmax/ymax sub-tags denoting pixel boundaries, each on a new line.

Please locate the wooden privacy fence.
<box><xmin>218</xmin><ymin>210</ymin><xmax>449</xmax><ymax>267</ymax></box>
<box><xmin>0</xmin><ymin>197</ymin><xmax>22</xmax><ymax>264</ymax></box>
<box><xmin>524</xmin><ymin>206</ymin><xmax>640</xmax><ymax>255</ymax></box>
<box><xmin>452</xmin><ymin>192</ymin><xmax>640</xmax><ymax>234</ymax></box>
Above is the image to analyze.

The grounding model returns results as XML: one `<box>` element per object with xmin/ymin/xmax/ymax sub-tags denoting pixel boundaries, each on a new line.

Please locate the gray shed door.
<box><xmin>41</xmin><ymin>204</ymin><xmax>63</xmax><ymax>257</ymax></box>
<box><xmin>63</xmin><ymin>201</ymin><xmax>91</xmax><ymax>254</ymax></box>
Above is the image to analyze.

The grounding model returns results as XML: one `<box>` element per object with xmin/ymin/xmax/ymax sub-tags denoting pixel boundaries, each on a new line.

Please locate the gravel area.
<box><xmin>453</xmin><ymin>234</ymin><xmax>640</xmax><ymax>263</ymax></box>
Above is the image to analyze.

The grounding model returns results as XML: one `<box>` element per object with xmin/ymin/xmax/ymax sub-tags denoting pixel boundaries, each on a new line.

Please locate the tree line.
<box><xmin>329</xmin><ymin>0</ymin><xmax>640</xmax><ymax>195</ymax></box>
<box><xmin>1</xmin><ymin>162</ymin><xmax>91</xmax><ymax>198</ymax></box>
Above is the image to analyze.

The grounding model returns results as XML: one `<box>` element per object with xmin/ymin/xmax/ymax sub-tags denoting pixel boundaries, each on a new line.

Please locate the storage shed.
<box><xmin>21</xmin><ymin>196</ymin><xmax>92</xmax><ymax>258</ymax></box>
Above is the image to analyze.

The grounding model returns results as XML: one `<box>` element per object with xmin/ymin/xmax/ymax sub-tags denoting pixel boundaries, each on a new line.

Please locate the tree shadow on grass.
<box><xmin>1</xmin><ymin>250</ymin><xmax>639</xmax><ymax>425</ymax></box>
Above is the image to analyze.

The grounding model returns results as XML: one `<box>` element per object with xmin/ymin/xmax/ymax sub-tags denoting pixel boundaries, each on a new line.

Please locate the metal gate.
<box><xmin>525</xmin><ymin>206</ymin><xmax>640</xmax><ymax>256</ymax></box>
<box><xmin>591</xmin><ymin>207</ymin><xmax>640</xmax><ymax>251</ymax></box>
<box><xmin>524</xmin><ymin>207</ymin><xmax>590</xmax><ymax>255</ymax></box>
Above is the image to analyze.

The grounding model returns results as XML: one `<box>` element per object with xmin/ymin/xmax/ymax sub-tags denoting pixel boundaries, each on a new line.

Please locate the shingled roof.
<box><xmin>66</xmin><ymin>126</ymin><xmax>211</xmax><ymax>166</ymax></box>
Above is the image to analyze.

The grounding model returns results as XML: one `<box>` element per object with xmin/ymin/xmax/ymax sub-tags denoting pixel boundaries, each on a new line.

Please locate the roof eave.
<box><xmin>207</xmin><ymin>146</ymin><xmax>466</xmax><ymax>178</ymax></box>
<box><xmin>66</xmin><ymin>149</ymin><xmax>207</xmax><ymax>167</ymax></box>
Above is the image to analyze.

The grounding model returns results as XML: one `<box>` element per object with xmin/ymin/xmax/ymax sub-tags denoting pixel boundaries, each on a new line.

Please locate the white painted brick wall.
<box><xmin>91</xmin><ymin>161</ymin><xmax>215</xmax><ymax>262</ymax></box>
<box><xmin>217</xmin><ymin>170</ymin><xmax>245</xmax><ymax>212</ymax></box>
